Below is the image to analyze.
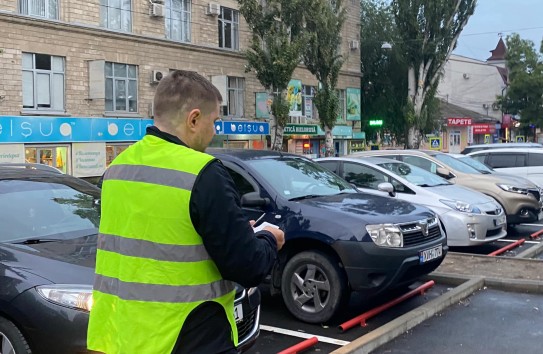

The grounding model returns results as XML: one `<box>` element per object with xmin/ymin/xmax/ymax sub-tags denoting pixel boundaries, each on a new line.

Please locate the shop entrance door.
<box><xmin>449</xmin><ymin>130</ymin><xmax>461</xmax><ymax>154</ymax></box>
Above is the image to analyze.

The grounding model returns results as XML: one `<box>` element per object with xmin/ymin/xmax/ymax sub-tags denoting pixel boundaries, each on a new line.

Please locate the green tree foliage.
<box><xmin>392</xmin><ymin>0</ymin><xmax>476</xmax><ymax>148</ymax></box>
<box><xmin>238</xmin><ymin>0</ymin><xmax>308</xmax><ymax>150</ymax></box>
<box><xmin>302</xmin><ymin>0</ymin><xmax>346</xmax><ymax>156</ymax></box>
<box><xmin>500</xmin><ymin>34</ymin><xmax>543</xmax><ymax>128</ymax></box>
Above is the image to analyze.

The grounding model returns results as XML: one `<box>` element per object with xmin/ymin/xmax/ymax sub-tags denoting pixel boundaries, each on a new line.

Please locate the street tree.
<box><xmin>500</xmin><ymin>34</ymin><xmax>543</xmax><ymax>129</ymax></box>
<box><xmin>237</xmin><ymin>0</ymin><xmax>308</xmax><ymax>150</ymax></box>
<box><xmin>302</xmin><ymin>0</ymin><xmax>346</xmax><ymax>156</ymax></box>
<box><xmin>392</xmin><ymin>0</ymin><xmax>476</xmax><ymax>148</ymax></box>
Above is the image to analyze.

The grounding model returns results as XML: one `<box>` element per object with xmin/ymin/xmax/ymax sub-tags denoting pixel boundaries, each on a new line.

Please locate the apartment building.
<box><xmin>0</xmin><ymin>0</ymin><xmax>361</xmax><ymax>176</ymax></box>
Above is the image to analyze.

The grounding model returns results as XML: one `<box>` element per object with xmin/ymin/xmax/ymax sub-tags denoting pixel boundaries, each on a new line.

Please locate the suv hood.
<box><xmin>296</xmin><ymin>193</ymin><xmax>434</xmax><ymax>224</ymax></box>
<box><xmin>460</xmin><ymin>173</ymin><xmax>537</xmax><ymax>189</ymax></box>
<box><xmin>0</xmin><ymin>235</ymin><xmax>97</xmax><ymax>286</ymax></box>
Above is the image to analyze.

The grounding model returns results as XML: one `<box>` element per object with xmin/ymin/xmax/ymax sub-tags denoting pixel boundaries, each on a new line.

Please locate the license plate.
<box><xmin>494</xmin><ymin>215</ymin><xmax>506</xmax><ymax>226</ymax></box>
<box><xmin>234</xmin><ymin>304</ymin><xmax>244</xmax><ymax>323</ymax></box>
<box><xmin>419</xmin><ymin>245</ymin><xmax>443</xmax><ymax>264</ymax></box>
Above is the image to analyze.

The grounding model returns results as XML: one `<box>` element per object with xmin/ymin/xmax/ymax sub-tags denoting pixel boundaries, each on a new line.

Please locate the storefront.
<box><xmin>443</xmin><ymin>118</ymin><xmax>472</xmax><ymax>153</ymax></box>
<box><xmin>470</xmin><ymin>123</ymin><xmax>497</xmax><ymax>145</ymax></box>
<box><xmin>317</xmin><ymin>125</ymin><xmax>353</xmax><ymax>157</ymax></box>
<box><xmin>211</xmin><ymin>120</ymin><xmax>269</xmax><ymax>149</ymax></box>
<box><xmin>348</xmin><ymin>132</ymin><xmax>366</xmax><ymax>154</ymax></box>
<box><xmin>284</xmin><ymin>124</ymin><xmax>320</xmax><ymax>158</ymax></box>
<box><xmin>0</xmin><ymin>116</ymin><xmax>151</xmax><ymax>177</ymax></box>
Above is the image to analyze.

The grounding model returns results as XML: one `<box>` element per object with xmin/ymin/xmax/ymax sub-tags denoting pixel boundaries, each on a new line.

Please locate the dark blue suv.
<box><xmin>210</xmin><ymin>149</ymin><xmax>448</xmax><ymax>323</ymax></box>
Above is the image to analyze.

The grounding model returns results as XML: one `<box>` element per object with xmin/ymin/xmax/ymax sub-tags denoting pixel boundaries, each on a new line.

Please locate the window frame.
<box><xmin>302</xmin><ymin>85</ymin><xmax>318</xmax><ymax>121</ymax></box>
<box><xmin>104</xmin><ymin>62</ymin><xmax>139</xmax><ymax>113</ymax></box>
<box><xmin>22</xmin><ymin>52</ymin><xmax>65</xmax><ymax>112</ymax></box>
<box><xmin>218</xmin><ymin>7</ymin><xmax>239</xmax><ymax>50</ymax></box>
<box><xmin>336</xmin><ymin>89</ymin><xmax>346</xmax><ymax>123</ymax></box>
<box><xmin>165</xmin><ymin>0</ymin><xmax>191</xmax><ymax>42</ymax></box>
<box><xmin>226</xmin><ymin>76</ymin><xmax>245</xmax><ymax>118</ymax></box>
<box><xmin>19</xmin><ymin>0</ymin><xmax>59</xmax><ymax>19</ymax></box>
<box><xmin>100</xmin><ymin>0</ymin><xmax>132</xmax><ymax>32</ymax></box>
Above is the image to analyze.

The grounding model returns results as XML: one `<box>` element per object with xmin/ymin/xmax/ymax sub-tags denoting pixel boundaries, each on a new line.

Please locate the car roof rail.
<box><xmin>0</xmin><ymin>163</ymin><xmax>63</xmax><ymax>174</ymax></box>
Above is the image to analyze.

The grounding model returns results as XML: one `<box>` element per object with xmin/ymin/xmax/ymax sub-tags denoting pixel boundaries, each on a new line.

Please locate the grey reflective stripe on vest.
<box><xmin>94</xmin><ymin>274</ymin><xmax>235</xmax><ymax>303</ymax></box>
<box><xmin>104</xmin><ymin>164</ymin><xmax>197</xmax><ymax>191</ymax></box>
<box><xmin>98</xmin><ymin>233</ymin><xmax>211</xmax><ymax>262</ymax></box>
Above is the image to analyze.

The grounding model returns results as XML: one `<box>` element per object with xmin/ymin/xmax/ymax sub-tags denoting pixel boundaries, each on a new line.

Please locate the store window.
<box><xmin>302</xmin><ymin>85</ymin><xmax>318</xmax><ymax>121</ymax></box>
<box><xmin>218</xmin><ymin>7</ymin><xmax>239</xmax><ymax>50</ymax></box>
<box><xmin>105</xmin><ymin>62</ymin><xmax>138</xmax><ymax>113</ymax></box>
<box><xmin>226</xmin><ymin>77</ymin><xmax>245</xmax><ymax>118</ymax></box>
<box><xmin>22</xmin><ymin>53</ymin><xmax>65</xmax><ymax>112</ymax></box>
<box><xmin>19</xmin><ymin>0</ymin><xmax>58</xmax><ymax>19</ymax></box>
<box><xmin>166</xmin><ymin>0</ymin><xmax>191</xmax><ymax>42</ymax></box>
<box><xmin>25</xmin><ymin>145</ymin><xmax>70</xmax><ymax>174</ymax></box>
<box><xmin>106</xmin><ymin>144</ymin><xmax>131</xmax><ymax>166</ymax></box>
<box><xmin>100</xmin><ymin>0</ymin><xmax>132</xmax><ymax>32</ymax></box>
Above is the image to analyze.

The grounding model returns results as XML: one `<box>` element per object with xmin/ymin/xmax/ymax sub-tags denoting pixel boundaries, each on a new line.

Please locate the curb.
<box><xmin>330</xmin><ymin>277</ymin><xmax>484</xmax><ymax>354</ymax></box>
<box><xmin>516</xmin><ymin>240</ymin><xmax>543</xmax><ymax>259</ymax></box>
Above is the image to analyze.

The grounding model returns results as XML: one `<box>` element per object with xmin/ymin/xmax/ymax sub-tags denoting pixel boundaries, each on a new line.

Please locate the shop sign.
<box><xmin>284</xmin><ymin>124</ymin><xmax>318</xmax><ymax>135</ymax></box>
<box><xmin>316</xmin><ymin>125</ymin><xmax>353</xmax><ymax>138</ymax></box>
<box><xmin>346</xmin><ymin>88</ymin><xmax>361</xmax><ymax>121</ymax></box>
<box><xmin>353</xmin><ymin>132</ymin><xmax>366</xmax><ymax>139</ymax></box>
<box><xmin>215</xmin><ymin>121</ymin><xmax>270</xmax><ymax>135</ymax></box>
<box><xmin>0</xmin><ymin>116</ymin><xmax>153</xmax><ymax>143</ymax></box>
<box><xmin>287</xmin><ymin>79</ymin><xmax>303</xmax><ymax>117</ymax></box>
<box><xmin>72</xmin><ymin>143</ymin><xmax>107</xmax><ymax>177</ymax></box>
<box><xmin>447</xmin><ymin>118</ymin><xmax>472</xmax><ymax>126</ymax></box>
<box><xmin>472</xmin><ymin>123</ymin><xmax>495</xmax><ymax>134</ymax></box>
<box><xmin>0</xmin><ymin>144</ymin><xmax>25</xmax><ymax>163</ymax></box>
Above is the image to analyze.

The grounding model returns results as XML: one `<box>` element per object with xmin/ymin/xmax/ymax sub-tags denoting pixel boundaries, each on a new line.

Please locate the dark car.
<box><xmin>208</xmin><ymin>149</ymin><xmax>448</xmax><ymax>323</ymax></box>
<box><xmin>0</xmin><ymin>164</ymin><xmax>260</xmax><ymax>353</ymax></box>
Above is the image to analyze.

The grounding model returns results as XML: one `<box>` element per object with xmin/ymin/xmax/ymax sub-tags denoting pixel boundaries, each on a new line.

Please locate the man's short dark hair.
<box><xmin>153</xmin><ymin>70</ymin><xmax>222</xmax><ymax>125</ymax></box>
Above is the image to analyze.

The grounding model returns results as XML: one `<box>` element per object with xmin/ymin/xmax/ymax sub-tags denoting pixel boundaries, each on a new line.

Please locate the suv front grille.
<box><xmin>237</xmin><ymin>306</ymin><xmax>258</xmax><ymax>342</ymax></box>
<box><xmin>398</xmin><ymin>217</ymin><xmax>442</xmax><ymax>246</ymax></box>
<box><xmin>528</xmin><ymin>189</ymin><xmax>541</xmax><ymax>201</ymax></box>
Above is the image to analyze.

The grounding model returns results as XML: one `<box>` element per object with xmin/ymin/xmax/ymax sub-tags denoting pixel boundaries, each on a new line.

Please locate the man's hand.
<box><xmin>249</xmin><ymin>220</ymin><xmax>285</xmax><ymax>250</ymax></box>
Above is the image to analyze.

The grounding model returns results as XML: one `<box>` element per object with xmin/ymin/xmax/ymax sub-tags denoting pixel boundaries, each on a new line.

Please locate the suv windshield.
<box><xmin>247</xmin><ymin>157</ymin><xmax>357</xmax><ymax>200</ymax></box>
<box><xmin>378</xmin><ymin>162</ymin><xmax>450</xmax><ymax>187</ymax></box>
<box><xmin>0</xmin><ymin>180</ymin><xmax>100</xmax><ymax>242</ymax></box>
<box><xmin>458</xmin><ymin>156</ymin><xmax>494</xmax><ymax>173</ymax></box>
<box><xmin>433</xmin><ymin>154</ymin><xmax>481</xmax><ymax>174</ymax></box>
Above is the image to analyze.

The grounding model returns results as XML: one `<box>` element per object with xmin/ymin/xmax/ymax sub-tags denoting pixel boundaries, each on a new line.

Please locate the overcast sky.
<box><xmin>454</xmin><ymin>0</ymin><xmax>543</xmax><ymax>60</ymax></box>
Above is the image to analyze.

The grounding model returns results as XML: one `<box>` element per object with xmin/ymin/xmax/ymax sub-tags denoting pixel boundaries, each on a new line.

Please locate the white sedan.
<box><xmin>316</xmin><ymin>156</ymin><xmax>507</xmax><ymax>247</ymax></box>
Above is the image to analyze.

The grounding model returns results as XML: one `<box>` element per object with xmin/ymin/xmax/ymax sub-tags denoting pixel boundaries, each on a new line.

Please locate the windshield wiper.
<box><xmin>288</xmin><ymin>194</ymin><xmax>323</xmax><ymax>201</ymax></box>
<box><xmin>419</xmin><ymin>183</ymin><xmax>449</xmax><ymax>187</ymax></box>
<box><xmin>10</xmin><ymin>238</ymin><xmax>63</xmax><ymax>245</ymax></box>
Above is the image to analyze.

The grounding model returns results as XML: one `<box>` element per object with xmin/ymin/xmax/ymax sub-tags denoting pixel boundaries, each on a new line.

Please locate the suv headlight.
<box><xmin>440</xmin><ymin>200</ymin><xmax>481</xmax><ymax>214</ymax></box>
<box><xmin>497</xmin><ymin>184</ymin><xmax>529</xmax><ymax>195</ymax></box>
<box><xmin>36</xmin><ymin>285</ymin><xmax>93</xmax><ymax>312</ymax></box>
<box><xmin>366</xmin><ymin>224</ymin><xmax>403</xmax><ymax>247</ymax></box>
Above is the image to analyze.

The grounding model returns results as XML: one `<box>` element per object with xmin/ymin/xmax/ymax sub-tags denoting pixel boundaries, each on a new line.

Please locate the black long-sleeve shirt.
<box><xmin>145</xmin><ymin>127</ymin><xmax>277</xmax><ymax>354</ymax></box>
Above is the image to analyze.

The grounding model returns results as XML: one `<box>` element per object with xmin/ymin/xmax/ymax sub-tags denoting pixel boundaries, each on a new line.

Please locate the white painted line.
<box><xmin>517</xmin><ymin>223</ymin><xmax>543</xmax><ymax>227</ymax></box>
<box><xmin>260</xmin><ymin>324</ymin><xmax>350</xmax><ymax>346</ymax></box>
<box><xmin>497</xmin><ymin>239</ymin><xmax>540</xmax><ymax>244</ymax></box>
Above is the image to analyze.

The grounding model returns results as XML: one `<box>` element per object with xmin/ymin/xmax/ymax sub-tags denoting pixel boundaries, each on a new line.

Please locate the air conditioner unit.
<box><xmin>151</xmin><ymin>70</ymin><xmax>165</xmax><ymax>84</ymax></box>
<box><xmin>206</xmin><ymin>3</ymin><xmax>221</xmax><ymax>16</ymax></box>
<box><xmin>349</xmin><ymin>40</ymin><xmax>359</xmax><ymax>50</ymax></box>
<box><xmin>151</xmin><ymin>3</ymin><xmax>165</xmax><ymax>17</ymax></box>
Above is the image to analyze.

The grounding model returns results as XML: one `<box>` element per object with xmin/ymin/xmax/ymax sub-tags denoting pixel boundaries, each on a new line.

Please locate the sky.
<box><xmin>454</xmin><ymin>0</ymin><xmax>543</xmax><ymax>61</ymax></box>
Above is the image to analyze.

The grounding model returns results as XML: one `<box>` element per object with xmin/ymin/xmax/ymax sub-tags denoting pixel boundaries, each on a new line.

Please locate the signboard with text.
<box><xmin>214</xmin><ymin>121</ymin><xmax>270</xmax><ymax>135</ymax></box>
<box><xmin>72</xmin><ymin>143</ymin><xmax>107</xmax><ymax>177</ymax></box>
<box><xmin>472</xmin><ymin>123</ymin><xmax>495</xmax><ymax>134</ymax></box>
<box><xmin>284</xmin><ymin>124</ymin><xmax>318</xmax><ymax>135</ymax></box>
<box><xmin>0</xmin><ymin>144</ymin><xmax>25</xmax><ymax>163</ymax></box>
<box><xmin>447</xmin><ymin>118</ymin><xmax>472</xmax><ymax>126</ymax></box>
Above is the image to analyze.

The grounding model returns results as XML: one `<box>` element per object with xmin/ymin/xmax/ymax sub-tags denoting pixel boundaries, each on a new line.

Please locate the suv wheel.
<box><xmin>0</xmin><ymin>317</ymin><xmax>31</xmax><ymax>354</ymax></box>
<box><xmin>281</xmin><ymin>251</ymin><xmax>349</xmax><ymax>323</ymax></box>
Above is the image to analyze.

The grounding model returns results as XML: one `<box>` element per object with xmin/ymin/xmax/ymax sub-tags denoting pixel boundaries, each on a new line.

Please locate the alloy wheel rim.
<box><xmin>0</xmin><ymin>332</ymin><xmax>15</xmax><ymax>354</ymax></box>
<box><xmin>290</xmin><ymin>263</ymin><xmax>331</xmax><ymax>314</ymax></box>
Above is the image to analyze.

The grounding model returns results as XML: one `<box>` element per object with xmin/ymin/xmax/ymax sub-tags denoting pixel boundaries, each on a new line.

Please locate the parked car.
<box><xmin>208</xmin><ymin>148</ymin><xmax>447</xmax><ymax>323</ymax></box>
<box><xmin>448</xmin><ymin>153</ymin><xmax>496</xmax><ymax>174</ymax></box>
<box><xmin>461</xmin><ymin>142</ymin><xmax>543</xmax><ymax>154</ymax></box>
<box><xmin>467</xmin><ymin>148</ymin><xmax>543</xmax><ymax>188</ymax></box>
<box><xmin>350</xmin><ymin>150</ymin><xmax>543</xmax><ymax>224</ymax></box>
<box><xmin>0</xmin><ymin>165</ymin><xmax>260</xmax><ymax>353</ymax></box>
<box><xmin>316</xmin><ymin>156</ymin><xmax>507</xmax><ymax>247</ymax></box>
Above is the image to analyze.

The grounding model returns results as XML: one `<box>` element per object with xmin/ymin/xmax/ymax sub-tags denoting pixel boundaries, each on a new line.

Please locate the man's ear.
<box><xmin>187</xmin><ymin>108</ymin><xmax>201</xmax><ymax>131</ymax></box>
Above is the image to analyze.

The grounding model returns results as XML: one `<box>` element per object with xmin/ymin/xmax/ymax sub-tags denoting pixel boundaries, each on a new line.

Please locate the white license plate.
<box><xmin>494</xmin><ymin>215</ymin><xmax>506</xmax><ymax>226</ymax></box>
<box><xmin>234</xmin><ymin>304</ymin><xmax>244</xmax><ymax>323</ymax></box>
<box><xmin>419</xmin><ymin>245</ymin><xmax>443</xmax><ymax>264</ymax></box>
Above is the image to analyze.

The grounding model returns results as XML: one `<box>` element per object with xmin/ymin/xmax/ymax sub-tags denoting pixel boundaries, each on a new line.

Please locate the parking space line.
<box><xmin>260</xmin><ymin>325</ymin><xmax>350</xmax><ymax>346</ymax></box>
<box><xmin>497</xmin><ymin>239</ymin><xmax>540</xmax><ymax>244</ymax></box>
<box><xmin>517</xmin><ymin>223</ymin><xmax>543</xmax><ymax>227</ymax></box>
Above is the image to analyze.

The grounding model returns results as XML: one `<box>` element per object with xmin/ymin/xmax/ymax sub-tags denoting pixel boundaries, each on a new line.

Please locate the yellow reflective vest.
<box><xmin>87</xmin><ymin>134</ymin><xmax>237</xmax><ymax>353</ymax></box>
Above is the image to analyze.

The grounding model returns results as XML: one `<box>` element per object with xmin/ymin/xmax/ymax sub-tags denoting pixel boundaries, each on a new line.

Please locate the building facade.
<box><xmin>0</xmin><ymin>0</ymin><xmax>362</xmax><ymax>176</ymax></box>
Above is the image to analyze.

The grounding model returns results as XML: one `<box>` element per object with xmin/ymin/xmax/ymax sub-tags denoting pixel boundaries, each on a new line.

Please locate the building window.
<box><xmin>22</xmin><ymin>53</ymin><xmax>65</xmax><ymax>111</ymax></box>
<box><xmin>105</xmin><ymin>62</ymin><xmax>138</xmax><ymax>113</ymax></box>
<box><xmin>226</xmin><ymin>77</ymin><xmax>244</xmax><ymax>118</ymax></box>
<box><xmin>337</xmin><ymin>89</ymin><xmax>346</xmax><ymax>123</ymax></box>
<box><xmin>302</xmin><ymin>85</ymin><xmax>318</xmax><ymax>121</ymax></box>
<box><xmin>19</xmin><ymin>0</ymin><xmax>59</xmax><ymax>19</ymax></box>
<box><xmin>218</xmin><ymin>7</ymin><xmax>239</xmax><ymax>50</ymax></box>
<box><xmin>100</xmin><ymin>0</ymin><xmax>131</xmax><ymax>32</ymax></box>
<box><xmin>166</xmin><ymin>0</ymin><xmax>191</xmax><ymax>42</ymax></box>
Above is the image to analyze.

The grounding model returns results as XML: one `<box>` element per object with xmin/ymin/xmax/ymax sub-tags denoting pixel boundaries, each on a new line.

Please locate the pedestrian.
<box><xmin>87</xmin><ymin>70</ymin><xmax>284</xmax><ymax>354</ymax></box>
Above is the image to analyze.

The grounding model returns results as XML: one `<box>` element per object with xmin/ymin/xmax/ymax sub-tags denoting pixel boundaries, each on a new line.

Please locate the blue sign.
<box><xmin>429</xmin><ymin>137</ymin><xmax>441</xmax><ymax>150</ymax></box>
<box><xmin>0</xmin><ymin>116</ymin><xmax>154</xmax><ymax>143</ymax></box>
<box><xmin>215</xmin><ymin>121</ymin><xmax>269</xmax><ymax>135</ymax></box>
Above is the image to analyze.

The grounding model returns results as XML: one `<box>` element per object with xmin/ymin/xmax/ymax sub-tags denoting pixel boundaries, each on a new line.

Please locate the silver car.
<box><xmin>316</xmin><ymin>157</ymin><xmax>507</xmax><ymax>247</ymax></box>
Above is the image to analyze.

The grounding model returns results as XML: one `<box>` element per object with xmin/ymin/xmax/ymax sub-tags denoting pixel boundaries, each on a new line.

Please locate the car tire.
<box><xmin>281</xmin><ymin>251</ymin><xmax>349</xmax><ymax>324</ymax></box>
<box><xmin>0</xmin><ymin>317</ymin><xmax>31</xmax><ymax>354</ymax></box>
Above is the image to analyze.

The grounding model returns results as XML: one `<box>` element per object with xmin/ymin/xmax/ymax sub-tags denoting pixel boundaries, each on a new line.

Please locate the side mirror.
<box><xmin>436</xmin><ymin>167</ymin><xmax>454</xmax><ymax>179</ymax></box>
<box><xmin>377</xmin><ymin>182</ymin><xmax>396</xmax><ymax>197</ymax></box>
<box><xmin>241</xmin><ymin>192</ymin><xmax>270</xmax><ymax>208</ymax></box>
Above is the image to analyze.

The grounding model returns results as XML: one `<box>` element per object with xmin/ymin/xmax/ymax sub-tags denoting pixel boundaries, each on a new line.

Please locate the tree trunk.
<box><xmin>270</xmin><ymin>116</ymin><xmax>284</xmax><ymax>151</ymax></box>
<box><xmin>324</xmin><ymin>126</ymin><xmax>334</xmax><ymax>157</ymax></box>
